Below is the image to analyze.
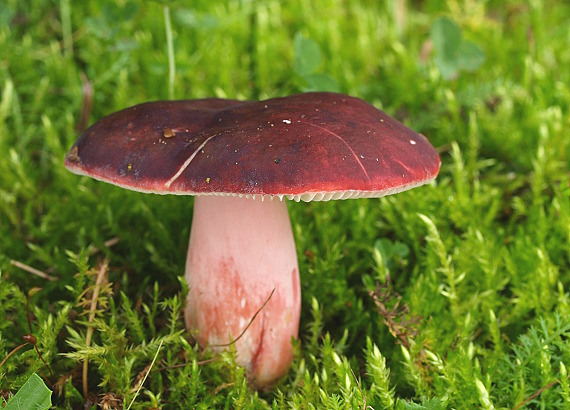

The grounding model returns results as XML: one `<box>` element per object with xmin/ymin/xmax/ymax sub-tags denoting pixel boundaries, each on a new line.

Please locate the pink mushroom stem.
<box><xmin>184</xmin><ymin>195</ymin><xmax>301</xmax><ymax>387</ymax></box>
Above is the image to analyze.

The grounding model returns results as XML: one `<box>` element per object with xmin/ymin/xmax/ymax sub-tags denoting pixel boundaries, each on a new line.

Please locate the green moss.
<box><xmin>1</xmin><ymin>0</ymin><xmax>570</xmax><ymax>408</ymax></box>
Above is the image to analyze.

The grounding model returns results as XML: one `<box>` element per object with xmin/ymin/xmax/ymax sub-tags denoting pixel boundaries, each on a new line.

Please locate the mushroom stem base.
<box><xmin>184</xmin><ymin>195</ymin><xmax>300</xmax><ymax>388</ymax></box>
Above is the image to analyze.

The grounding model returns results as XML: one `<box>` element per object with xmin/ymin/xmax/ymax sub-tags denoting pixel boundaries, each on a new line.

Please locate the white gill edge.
<box><xmin>66</xmin><ymin>163</ymin><xmax>435</xmax><ymax>202</ymax></box>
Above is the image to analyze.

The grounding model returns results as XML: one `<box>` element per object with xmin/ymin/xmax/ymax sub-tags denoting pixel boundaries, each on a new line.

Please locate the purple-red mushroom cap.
<box><xmin>65</xmin><ymin>92</ymin><xmax>441</xmax><ymax>201</ymax></box>
<box><xmin>64</xmin><ymin>92</ymin><xmax>440</xmax><ymax>388</ymax></box>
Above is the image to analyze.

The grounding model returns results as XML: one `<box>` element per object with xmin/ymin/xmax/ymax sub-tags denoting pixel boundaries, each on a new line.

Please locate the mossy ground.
<box><xmin>1</xmin><ymin>1</ymin><xmax>570</xmax><ymax>408</ymax></box>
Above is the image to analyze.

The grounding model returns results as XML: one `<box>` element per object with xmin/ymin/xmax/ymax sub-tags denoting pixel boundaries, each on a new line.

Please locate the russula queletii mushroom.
<box><xmin>64</xmin><ymin>92</ymin><xmax>440</xmax><ymax>388</ymax></box>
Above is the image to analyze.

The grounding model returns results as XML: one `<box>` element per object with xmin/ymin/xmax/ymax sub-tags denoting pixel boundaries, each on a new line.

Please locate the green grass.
<box><xmin>1</xmin><ymin>0</ymin><xmax>570</xmax><ymax>408</ymax></box>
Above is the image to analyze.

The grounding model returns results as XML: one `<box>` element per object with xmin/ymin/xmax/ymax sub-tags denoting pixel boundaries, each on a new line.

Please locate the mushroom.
<box><xmin>64</xmin><ymin>92</ymin><xmax>440</xmax><ymax>388</ymax></box>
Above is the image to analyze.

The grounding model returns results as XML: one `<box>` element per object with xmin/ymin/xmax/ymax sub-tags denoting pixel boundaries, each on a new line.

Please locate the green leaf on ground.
<box><xmin>293</xmin><ymin>33</ymin><xmax>322</xmax><ymax>76</ymax></box>
<box><xmin>4</xmin><ymin>373</ymin><xmax>52</xmax><ymax>410</ymax></box>
<box><xmin>430</xmin><ymin>16</ymin><xmax>485</xmax><ymax>79</ymax></box>
<box><xmin>293</xmin><ymin>32</ymin><xmax>339</xmax><ymax>91</ymax></box>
